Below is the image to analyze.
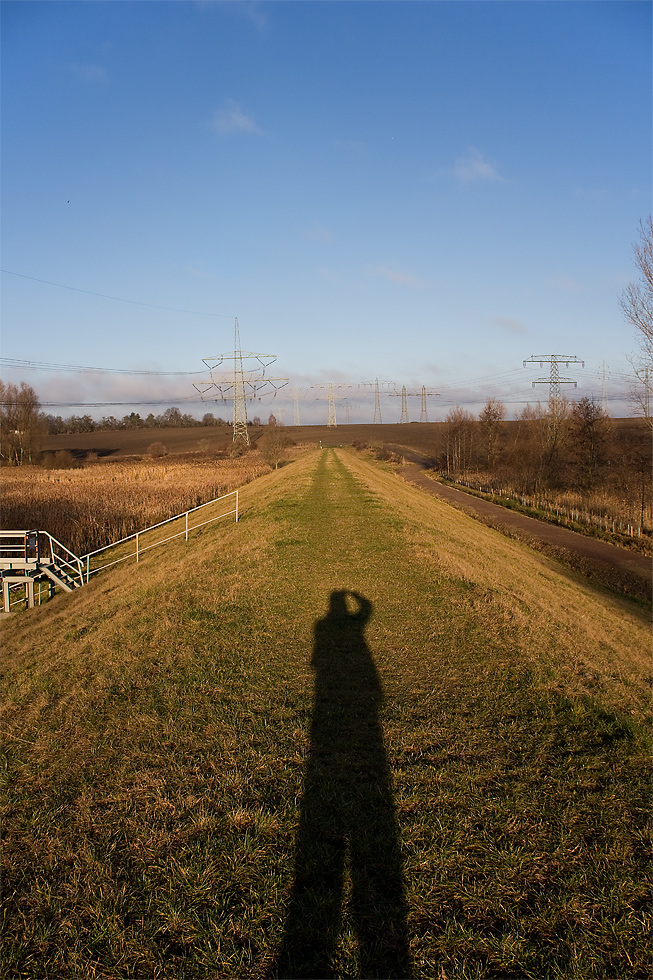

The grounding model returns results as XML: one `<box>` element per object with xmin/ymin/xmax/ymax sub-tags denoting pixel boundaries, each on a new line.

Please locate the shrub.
<box><xmin>43</xmin><ymin>450</ymin><xmax>77</xmax><ymax>470</ymax></box>
<box><xmin>147</xmin><ymin>442</ymin><xmax>167</xmax><ymax>458</ymax></box>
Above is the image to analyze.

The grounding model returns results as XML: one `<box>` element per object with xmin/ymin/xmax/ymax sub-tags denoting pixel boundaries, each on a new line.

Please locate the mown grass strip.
<box><xmin>1</xmin><ymin>448</ymin><xmax>650</xmax><ymax>979</ymax></box>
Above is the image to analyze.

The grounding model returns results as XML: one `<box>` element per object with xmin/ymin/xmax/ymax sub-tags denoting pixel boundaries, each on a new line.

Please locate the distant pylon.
<box><xmin>344</xmin><ymin>397</ymin><xmax>350</xmax><ymax>424</ymax></box>
<box><xmin>601</xmin><ymin>362</ymin><xmax>609</xmax><ymax>415</ymax></box>
<box><xmin>313</xmin><ymin>382</ymin><xmax>352</xmax><ymax>426</ymax></box>
<box><xmin>400</xmin><ymin>386</ymin><xmax>409</xmax><ymax>423</ymax></box>
<box><xmin>390</xmin><ymin>385</ymin><xmax>439</xmax><ymax>421</ymax></box>
<box><xmin>523</xmin><ymin>354</ymin><xmax>584</xmax><ymax>425</ymax></box>
<box><xmin>232</xmin><ymin>319</ymin><xmax>249</xmax><ymax>443</ymax></box>
<box><xmin>374</xmin><ymin>379</ymin><xmax>382</xmax><ymax>423</ymax></box>
<box><xmin>293</xmin><ymin>388</ymin><xmax>300</xmax><ymax>427</ymax></box>
<box><xmin>360</xmin><ymin>379</ymin><xmax>395</xmax><ymax>423</ymax></box>
<box><xmin>194</xmin><ymin>319</ymin><xmax>287</xmax><ymax>443</ymax></box>
<box><xmin>327</xmin><ymin>383</ymin><xmax>336</xmax><ymax>426</ymax></box>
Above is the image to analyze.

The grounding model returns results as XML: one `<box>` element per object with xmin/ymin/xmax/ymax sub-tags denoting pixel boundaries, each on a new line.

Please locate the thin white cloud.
<box><xmin>238</xmin><ymin>2</ymin><xmax>268</xmax><ymax>31</ymax></box>
<box><xmin>334</xmin><ymin>138</ymin><xmax>367</xmax><ymax>156</ymax></box>
<box><xmin>70</xmin><ymin>63</ymin><xmax>109</xmax><ymax>85</ymax></box>
<box><xmin>368</xmin><ymin>264</ymin><xmax>426</xmax><ymax>288</ymax></box>
<box><xmin>305</xmin><ymin>225</ymin><xmax>335</xmax><ymax>244</ymax></box>
<box><xmin>204</xmin><ymin>1</ymin><xmax>268</xmax><ymax>31</ymax></box>
<box><xmin>433</xmin><ymin>147</ymin><xmax>504</xmax><ymax>184</ymax></box>
<box><xmin>547</xmin><ymin>274</ymin><xmax>584</xmax><ymax>294</ymax></box>
<box><xmin>453</xmin><ymin>148</ymin><xmax>503</xmax><ymax>183</ymax></box>
<box><xmin>182</xmin><ymin>264</ymin><xmax>215</xmax><ymax>281</ymax></box>
<box><xmin>316</xmin><ymin>266</ymin><xmax>340</xmax><ymax>283</ymax></box>
<box><xmin>208</xmin><ymin>99</ymin><xmax>263</xmax><ymax>137</ymax></box>
<box><xmin>493</xmin><ymin>316</ymin><xmax>526</xmax><ymax>334</ymax></box>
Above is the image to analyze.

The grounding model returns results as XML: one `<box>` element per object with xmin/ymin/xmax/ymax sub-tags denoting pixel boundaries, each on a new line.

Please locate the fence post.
<box><xmin>136</xmin><ymin>532</ymin><xmax>139</xmax><ymax>563</ymax></box>
<box><xmin>236</xmin><ymin>489</ymin><xmax>239</xmax><ymax>523</ymax></box>
<box><xmin>186</xmin><ymin>511</ymin><xmax>189</xmax><ymax>542</ymax></box>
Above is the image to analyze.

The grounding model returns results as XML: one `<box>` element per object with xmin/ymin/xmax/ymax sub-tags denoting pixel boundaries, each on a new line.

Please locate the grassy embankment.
<box><xmin>2</xmin><ymin>448</ymin><xmax>650</xmax><ymax>979</ymax></box>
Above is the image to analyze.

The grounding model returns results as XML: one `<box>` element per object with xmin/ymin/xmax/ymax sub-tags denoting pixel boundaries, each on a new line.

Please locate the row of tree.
<box><xmin>439</xmin><ymin>396</ymin><xmax>649</xmax><ymax>501</ymax></box>
<box><xmin>41</xmin><ymin>408</ymin><xmax>250</xmax><ymax>434</ymax></box>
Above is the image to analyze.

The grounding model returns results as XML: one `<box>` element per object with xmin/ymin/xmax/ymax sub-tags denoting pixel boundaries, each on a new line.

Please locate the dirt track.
<box><xmin>397</xmin><ymin>462</ymin><xmax>652</xmax><ymax>602</ymax></box>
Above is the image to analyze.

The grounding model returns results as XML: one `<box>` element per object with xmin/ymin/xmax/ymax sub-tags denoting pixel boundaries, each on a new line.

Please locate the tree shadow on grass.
<box><xmin>271</xmin><ymin>591</ymin><xmax>411</xmax><ymax>979</ymax></box>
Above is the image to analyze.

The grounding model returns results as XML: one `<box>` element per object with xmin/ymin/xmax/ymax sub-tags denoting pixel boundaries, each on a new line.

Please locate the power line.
<box><xmin>0</xmin><ymin>357</ymin><xmax>204</xmax><ymax>376</ymax></box>
<box><xmin>0</xmin><ymin>269</ymin><xmax>233</xmax><ymax>318</ymax></box>
<box><xmin>33</xmin><ymin>399</ymin><xmax>202</xmax><ymax>408</ymax></box>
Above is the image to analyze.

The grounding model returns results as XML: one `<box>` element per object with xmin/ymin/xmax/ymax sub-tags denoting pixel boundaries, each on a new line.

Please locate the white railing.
<box><xmin>81</xmin><ymin>488</ymin><xmax>239</xmax><ymax>582</ymax></box>
<box><xmin>3</xmin><ymin>577</ymin><xmax>52</xmax><ymax>611</ymax></box>
<box><xmin>0</xmin><ymin>530</ymin><xmax>84</xmax><ymax>611</ymax></box>
<box><xmin>0</xmin><ymin>530</ymin><xmax>83</xmax><ymax>585</ymax></box>
<box><xmin>41</xmin><ymin>531</ymin><xmax>85</xmax><ymax>588</ymax></box>
<box><xmin>0</xmin><ymin>530</ymin><xmax>39</xmax><ymax>564</ymax></box>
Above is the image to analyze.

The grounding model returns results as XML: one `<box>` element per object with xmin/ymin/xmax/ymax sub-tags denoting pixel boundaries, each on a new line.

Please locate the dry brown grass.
<box><xmin>0</xmin><ymin>453</ymin><xmax>276</xmax><ymax>555</ymax></box>
<box><xmin>1</xmin><ymin>448</ymin><xmax>650</xmax><ymax>979</ymax></box>
<box><xmin>339</xmin><ymin>450</ymin><xmax>651</xmax><ymax>713</ymax></box>
<box><xmin>448</xmin><ymin>470</ymin><xmax>652</xmax><ymax>539</ymax></box>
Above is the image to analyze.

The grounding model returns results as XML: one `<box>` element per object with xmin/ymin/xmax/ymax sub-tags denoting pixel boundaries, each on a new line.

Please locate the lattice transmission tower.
<box><xmin>389</xmin><ymin>385</ymin><xmax>440</xmax><ymax>422</ymax></box>
<box><xmin>601</xmin><ymin>362</ymin><xmax>609</xmax><ymax>416</ymax></box>
<box><xmin>194</xmin><ymin>318</ymin><xmax>287</xmax><ymax>444</ymax></box>
<box><xmin>360</xmin><ymin>379</ymin><xmax>395</xmax><ymax>423</ymax></box>
<box><xmin>313</xmin><ymin>383</ymin><xmax>352</xmax><ymax>426</ymax></box>
<box><xmin>523</xmin><ymin>354</ymin><xmax>584</xmax><ymax>426</ymax></box>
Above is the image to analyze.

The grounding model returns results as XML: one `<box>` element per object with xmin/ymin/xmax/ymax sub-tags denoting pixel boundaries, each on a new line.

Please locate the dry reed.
<box><xmin>0</xmin><ymin>454</ymin><xmax>272</xmax><ymax>556</ymax></box>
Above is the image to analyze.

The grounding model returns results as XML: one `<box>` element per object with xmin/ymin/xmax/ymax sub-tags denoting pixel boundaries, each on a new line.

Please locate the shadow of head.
<box><xmin>327</xmin><ymin>590</ymin><xmax>372</xmax><ymax>625</ymax></box>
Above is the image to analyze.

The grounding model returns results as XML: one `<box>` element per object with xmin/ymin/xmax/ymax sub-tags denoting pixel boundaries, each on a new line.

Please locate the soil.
<box><xmin>396</xmin><ymin>460</ymin><xmax>652</xmax><ymax>604</ymax></box>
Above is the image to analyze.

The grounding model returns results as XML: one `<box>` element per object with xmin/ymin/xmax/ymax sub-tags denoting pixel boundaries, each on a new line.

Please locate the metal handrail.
<box><xmin>81</xmin><ymin>488</ymin><xmax>239</xmax><ymax>582</ymax></box>
<box><xmin>0</xmin><ymin>530</ymin><xmax>39</xmax><ymax>562</ymax></box>
<box><xmin>40</xmin><ymin>531</ymin><xmax>85</xmax><ymax>589</ymax></box>
<box><xmin>0</xmin><ymin>489</ymin><xmax>239</xmax><ymax>607</ymax></box>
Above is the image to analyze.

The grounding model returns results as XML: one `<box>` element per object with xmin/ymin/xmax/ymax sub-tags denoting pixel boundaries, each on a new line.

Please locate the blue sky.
<box><xmin>1</xmin><ymin>0</ymin><xmax>650</xmax><ymax>424</ymax></box>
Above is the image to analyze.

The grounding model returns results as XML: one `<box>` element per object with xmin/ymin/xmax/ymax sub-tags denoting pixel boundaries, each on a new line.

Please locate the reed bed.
<box><xmin>0</xmin><ymin>454</ymin><xmax>272</xmax><ymax>556</ymax></box>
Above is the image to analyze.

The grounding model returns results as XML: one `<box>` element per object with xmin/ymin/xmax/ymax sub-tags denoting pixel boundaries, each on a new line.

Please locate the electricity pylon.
<box><xmin>601</xmin><ymin>362</ymin><xmax>609</xmax><ymax>416</ymax></box>
<box><xmin>293</xmin><ymin>388</ymin><xmax>301</xmax><ymax>427</ymax></box>
<box><xmin>389</xmin><ymin>385</ymin><xmax>440</xmax><ymax>422</ymax></box>
<box><xmin>313</xmin><ymin>382</ymin><xmax>352</xmax><ymax>426</ymax></box>
<box><xmin>401</xmin><ymin>387</ymin><xmax>408</xmax><ymax>423</ymax></box>
<box><xmin>420</xmin><ymin>385</ymin><xmax>439</xmax><ymax>422</ymax></box>
<box><xmin>360</xmin><ymin>379</ymin><xmax>394</xmax><ymax>423</ymax></box>
<box><xmin>194</xmin><ymin>318</ymin><xmax>287</xmax><ymax>444</ymax></box>
<box><xmin>523</xmin><ymin>354</ymin><xmax>584</xmax><ymax>426</ymax></box>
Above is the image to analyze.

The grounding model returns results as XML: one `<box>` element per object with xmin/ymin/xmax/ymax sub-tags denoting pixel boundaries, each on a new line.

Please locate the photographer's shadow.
<box><xmin>272</xmin><ymin>591</ymin><xmax>411</xmax><ymax>978</ymax></box>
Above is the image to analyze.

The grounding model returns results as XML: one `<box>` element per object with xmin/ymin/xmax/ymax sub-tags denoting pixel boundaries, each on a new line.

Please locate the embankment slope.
<box><xmin>2</xmin><ymin>448</ymin><xmax>650</xmax><ymax>979</ymax></box>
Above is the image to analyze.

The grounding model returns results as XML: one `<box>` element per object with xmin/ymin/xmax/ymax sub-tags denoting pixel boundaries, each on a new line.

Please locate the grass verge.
<box><xmin>1</xmin><ymin>448</ymin><xmax>650</xmax><ymax>978</ymax></box>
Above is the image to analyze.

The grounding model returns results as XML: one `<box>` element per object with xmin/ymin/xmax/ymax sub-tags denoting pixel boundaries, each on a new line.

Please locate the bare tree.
<box><xmin>444</xmin><ymin>407</ymin><xmax>475</xmax><ymax>475</ymax></box>
<box><xmin>569</xmin><ymin>396</ymin><xmax>610</xmax><ymax>488</ymax></box>
<box><xmin>621</xmin><ymin>216</ymin><xmax>653</xmax><ymax>427</ymax></box>
<box><xmin>259</xmin><ymin>415</ymin><xmax>290</xmax><ymax>469</ymax></box>
<box><xmin>478</xmin><ymin>398</ymin><xmax>505</xmax><ymax>470</ymax></box>
<box><xmin>0</xmin><ymin>381</ymin><xmax>42</xmax><ymax>464</ymax></box>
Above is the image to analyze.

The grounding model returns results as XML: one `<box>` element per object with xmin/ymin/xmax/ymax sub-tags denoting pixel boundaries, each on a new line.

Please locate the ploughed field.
<box><xmin>1</xmin><ymin>448</ymin><xmax>650</xmax><ymax>979</ymax></box>
<box><xmin>39</xmin><ymin>422</ymin><xmax>448</xmax><ymax>461</ymax></box>
<box><xmin>39</xmin><ymin>418</ymin><xmax>649</xmax><ymax>464</ymax></box>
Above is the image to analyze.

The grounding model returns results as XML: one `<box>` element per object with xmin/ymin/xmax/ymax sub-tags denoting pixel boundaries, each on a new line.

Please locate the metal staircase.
<box><xmin>0</xmin><ymin>531</ymin><xmax>84</xmax><ymax>612</ymax></box>
<box><xmin>0</xmin><ymin>489</ymin><xmax>240</xmax><ymax>614</ymax></box>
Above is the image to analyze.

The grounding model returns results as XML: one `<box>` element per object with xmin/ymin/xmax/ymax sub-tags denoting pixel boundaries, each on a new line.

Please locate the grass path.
<box><xmin>1</xmin><ymin>448</ymin><xmax>650</xmax><ymax>979</ymax></box>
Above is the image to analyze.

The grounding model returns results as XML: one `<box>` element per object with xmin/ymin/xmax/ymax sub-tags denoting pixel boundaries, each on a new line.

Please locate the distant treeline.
<box><xmin>41</xmin><ymin>408</ymin><xmax>261</xmax><ymax>435</ymax></box>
